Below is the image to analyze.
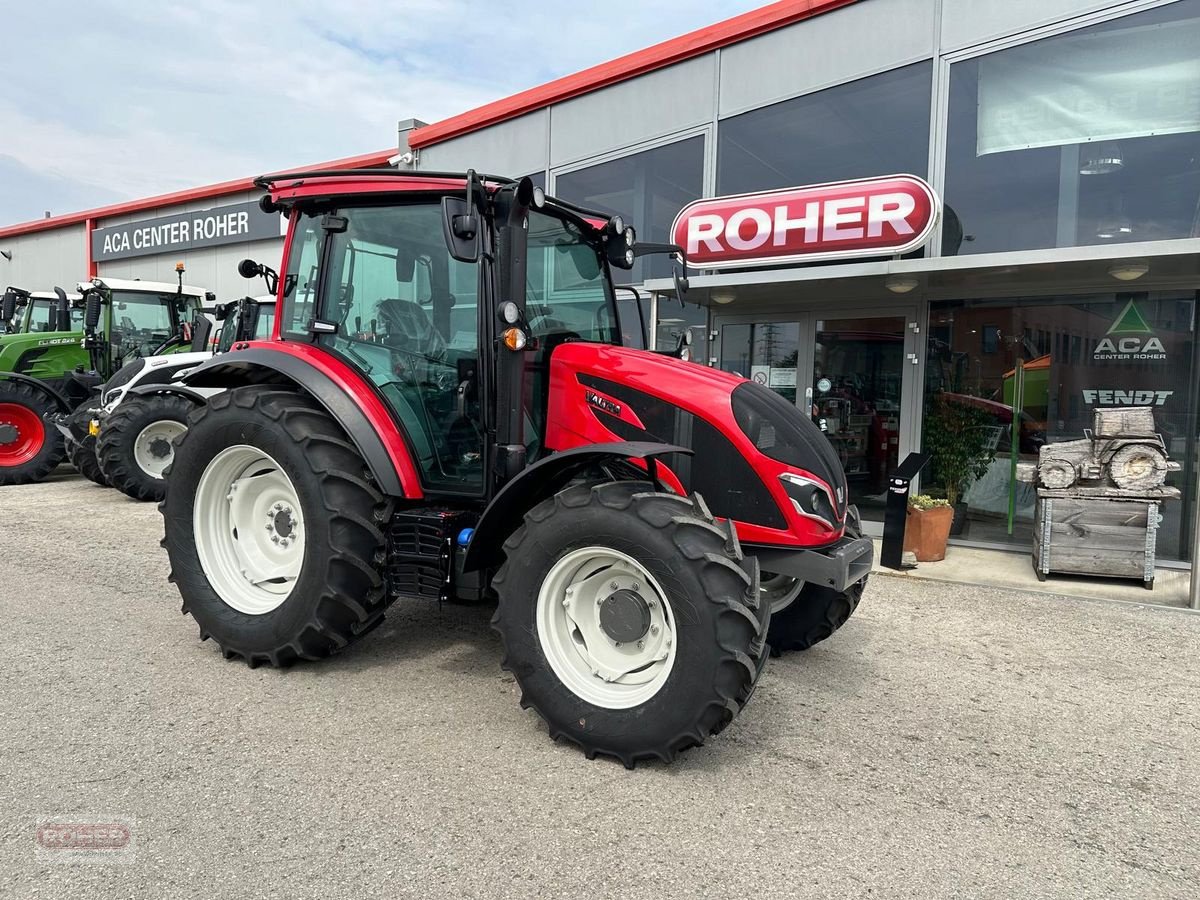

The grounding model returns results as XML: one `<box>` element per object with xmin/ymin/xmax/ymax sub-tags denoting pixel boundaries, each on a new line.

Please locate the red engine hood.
<box><xmin>545</xmin><ymin>342</ymin><xmax>844</xmax><ymax>548</ymax></box>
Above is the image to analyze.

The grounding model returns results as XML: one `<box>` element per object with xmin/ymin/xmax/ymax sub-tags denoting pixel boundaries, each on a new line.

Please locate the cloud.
<box><xmin>0</xmin><ymin>1</ymin><xmax>760</xmax><ymax>224</ymax></box>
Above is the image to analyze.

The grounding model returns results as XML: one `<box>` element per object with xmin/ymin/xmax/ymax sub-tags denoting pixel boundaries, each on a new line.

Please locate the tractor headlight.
<box><xmin>623</xmin><ymin>226</ymin><xmax>636</xmax><ymax>248</ymax></box>
<box><xmin>609</xmin><ymin>215</ymin><xmax>625</xmax><ymax>236</ymax></box>
<box><xmin>779</xmin><ymin>472</ymin><xmax>838</xmax><ymax>529</ymax></box>
<box><xmin>624</xmin><ymin>247</ymin><xmax>635</xmax><ymax>267</ymax></box>
<box><xmin>499</xmin><ymin>301</ymin><xmax>520</xmax><ymax>324</ymax></box>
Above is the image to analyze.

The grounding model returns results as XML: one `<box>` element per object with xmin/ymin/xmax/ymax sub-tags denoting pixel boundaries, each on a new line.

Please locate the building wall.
<box><xmin>95</xmin><ymin>189</ymin><xmax>285</xmax><ymax>301</ymax></box>
<box><xmin>0</xmin><ymin>223</ymin><xmax>87</xmax><ymax>291</ymax></box>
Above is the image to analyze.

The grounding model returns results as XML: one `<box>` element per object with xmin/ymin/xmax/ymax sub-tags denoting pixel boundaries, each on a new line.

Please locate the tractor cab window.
<box><xmin>109</xmin><ymin>291</ymin><xmax>177</xmax><ymax>358</ymax></box>
<box><xmin>281</xmin><ymin>211</ymin><xmax>323</xmax><ymax>338</ymax></box>
<box><xmin>523</xmin><ymin>211</ymin><xmax>619</xmax><ymax>453</ymax></box>
<box><xmin>318</xmin><ymin>202</ymin><xmax>483</xmax><ymax>494</ymax></box>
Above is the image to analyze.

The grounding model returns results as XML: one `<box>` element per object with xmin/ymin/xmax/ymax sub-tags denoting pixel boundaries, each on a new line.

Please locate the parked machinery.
<box><xmin>82</xmin><ymin>295</ymin><xmax>276</xmax><ymax>500</ymax></box>
<box><xmin>0</xmin><ymin>268</ymin><xmax>211</xmax><ymax>485</ymax></box>
<box><xmin>159</xmin><ymin>169</ymin><xmax>872</xmax><ymax>766</ymax></box>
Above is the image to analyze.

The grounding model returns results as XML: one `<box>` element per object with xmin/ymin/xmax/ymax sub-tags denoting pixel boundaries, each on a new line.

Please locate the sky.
<box><xmin>0</xmin><ymin>1</ymin><xmax>765</xmax><ymax>226</ymax></box>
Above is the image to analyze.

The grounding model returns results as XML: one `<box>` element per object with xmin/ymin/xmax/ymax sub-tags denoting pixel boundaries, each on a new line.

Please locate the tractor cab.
<box><xmin>76</xmin><ymin>274</ymin><xmax>212</xmax><ymax>377</ymax></box>
<box><xmin>0</xmin><ymin>287</ymin><xmax>83</xmax><ymax>334</ymax></box>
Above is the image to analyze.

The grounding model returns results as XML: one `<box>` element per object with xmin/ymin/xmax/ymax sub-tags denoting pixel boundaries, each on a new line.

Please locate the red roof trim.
<box><xmin>0</xmin><ymin>147</ymin><xmax>396</xmax><ymax>240</ymax></box>
<box><xmin>409</xmin><ymin>0</ymin><xmax>858</xmax><ymax>149</ymax></box>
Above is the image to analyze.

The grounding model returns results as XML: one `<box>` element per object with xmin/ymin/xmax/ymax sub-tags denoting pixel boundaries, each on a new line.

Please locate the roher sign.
<box><xmin>670</xmin><ymin>174</ymin><xmax>939</xmax><ymax>269</ymax></box>
<box><xmin>91</xmin><ymin>200</ymin><xmax>282</xmax><ymax>262</ymax></box>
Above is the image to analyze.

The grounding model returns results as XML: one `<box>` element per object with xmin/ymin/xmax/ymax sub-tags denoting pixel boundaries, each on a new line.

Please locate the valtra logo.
<box><xmin>671</xmin><ymin>175</ymin><xmax>939</xmax><ymax>269</ymax></box>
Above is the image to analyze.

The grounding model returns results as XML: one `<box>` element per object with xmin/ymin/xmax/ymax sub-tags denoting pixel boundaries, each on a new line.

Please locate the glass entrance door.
<box><xmin>715</xmin><ymin>307</ymin><xmax>917</xmax><ymax>526</ymax></box>
<box><xmin>810</xmin><ymin>315</ymin><xmax>907</xmax><ymax>521</ymax></box>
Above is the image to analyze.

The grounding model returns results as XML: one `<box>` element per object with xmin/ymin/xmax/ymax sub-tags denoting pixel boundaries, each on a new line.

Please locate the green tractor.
<box><xmin>0</xmin><ymin>272</ymin><xmax>212</xmax><ymax>485</ymax></box>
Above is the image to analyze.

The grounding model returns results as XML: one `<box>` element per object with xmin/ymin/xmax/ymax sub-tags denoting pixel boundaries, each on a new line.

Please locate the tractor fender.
<box><xmin>180</xmin><ymin>347</ymin><xmax>411</xmax><ymax>497</ymax></box>
<box><xmin>463</xmin><ymin>441</ymin><xmax>691</xmax><ymax>572</ymax></box>
<box><xmin>0</xmin><ymin>371</ymin><xmax>73</xmax><ymax>413</ymax></box>
<box><xmin>125</xmin><ymin>382</ymin><xmax>214</xmax><ymax>405</ymax></box>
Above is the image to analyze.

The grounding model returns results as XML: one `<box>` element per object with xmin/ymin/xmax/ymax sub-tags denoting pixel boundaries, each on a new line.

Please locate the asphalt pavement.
<box><xmin>2</xmin><ymin>469</ymin><xmax>1199</xmax><ymax>899</ymax></box>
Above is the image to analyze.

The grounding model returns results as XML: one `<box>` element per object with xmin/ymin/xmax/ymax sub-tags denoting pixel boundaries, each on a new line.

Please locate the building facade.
<box><xmin>409</xmin><ymin>0</ymin><xmax>1200</xmax><ymax>562</ymax></box>
<box><xmin>2</xmin><ymin>0</ymin><xmax>1197</xmax><ymax>563</ymax></box>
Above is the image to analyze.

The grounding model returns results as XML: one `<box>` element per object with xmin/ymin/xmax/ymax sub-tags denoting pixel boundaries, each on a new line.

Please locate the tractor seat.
<box><xmin>377</xmin><ymin>298</ymin><xmax>447</xmax><ymax>361</ymax></box>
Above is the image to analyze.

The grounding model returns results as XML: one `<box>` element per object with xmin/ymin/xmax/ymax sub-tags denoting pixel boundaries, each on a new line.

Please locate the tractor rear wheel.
<box><xmin>0</xmin><ymin>380</ymin><xmax>65</xmax><ymax>485</ymax></box>
<box><xmin>492</xmin><ymin>481</ymin><xmax>769</xmax><ymax>767</ymax></box>
<box><xmin>98</xmin><ymin>393</ymin><xmax>195</xmax><ymax>501</ymax></box>
<box><xmin>67</xmin><ymin>406</ymin><xmax>107</xmax><ymax>487</ymax></box>
<box><xmin>765</xmin><ymin>517</ymin><xmax>868</xmax><ymax>655</ymax></box>
<box><xmin>161</xmin><ymin>387</ymin><xmax>394</xmax><ymax>667</ymax></box>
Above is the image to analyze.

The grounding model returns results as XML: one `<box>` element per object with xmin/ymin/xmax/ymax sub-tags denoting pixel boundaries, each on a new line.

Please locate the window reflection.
<box><xmin>944</xmin><ymin>0</ymin><xmax>1200</xmax><ymax>255</ymax></box>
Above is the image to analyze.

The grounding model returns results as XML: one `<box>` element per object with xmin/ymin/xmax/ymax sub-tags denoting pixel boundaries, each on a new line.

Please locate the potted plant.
<box><xmin>904</xmin><ymin>495</ymin><xmax>954</xmax><ymax>561</ymax></box>
<box><xmin>922</xmin><ymin>394</ymin><xmax>998</xmax><ymax>535</ymax></box>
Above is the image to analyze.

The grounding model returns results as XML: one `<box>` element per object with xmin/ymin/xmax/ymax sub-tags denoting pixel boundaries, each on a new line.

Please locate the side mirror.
<box><xmin>238</xmin><ymin>258</ymin><xmax>260</xmax><ymax>279</ymax></box>
<box><xmin>442</xmin><ymin>196</ymin><xmax>480</xmax><ymax>263</ymax></box>
<box><xmin>0</xmin><ymin>290</ymin><xmax>15</xmax><ymax>324</ymax></box>
<box><xmin>238</xmin><ymin>258</ymin><xmax>279</xmax><ymax>295</ymax></box>
<box><xmin>83</xmin><ymin>289</ymin><xmax>103</xmax><ymax>332</ymax></box>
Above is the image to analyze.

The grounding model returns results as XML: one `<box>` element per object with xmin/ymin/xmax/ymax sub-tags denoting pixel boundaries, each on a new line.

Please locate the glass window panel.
<box><xmin>924</xmin><ymin>292</ymin><xmax>1198</xmax><ymax>562</ymax></box>
<box><xmin>944</xmin><ymin>0</ymin><xmax>1200</xmax><ymax>255</ymax></box>
<box><xmin>716</xmin><ymin>62</ymin><xmax>932</xmax><ymax>195</ymax></box>
<box><xmin>553</xmin><ymin>136</ymin><xmax>705</xmax><ymax>282</ymax></box>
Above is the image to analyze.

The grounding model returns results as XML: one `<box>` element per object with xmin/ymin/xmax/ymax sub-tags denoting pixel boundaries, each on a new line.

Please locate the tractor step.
<box><xmin>386</xmin><ymin>507</ymin><xmax>478</xmax><ymax>602</ymax></box>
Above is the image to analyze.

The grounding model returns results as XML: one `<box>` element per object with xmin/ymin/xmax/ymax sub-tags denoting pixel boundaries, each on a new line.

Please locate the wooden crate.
<box><xmin>1033</xmin><ymin>494</ymin><xmax>1161</xmax><ymax>589</ymax></box>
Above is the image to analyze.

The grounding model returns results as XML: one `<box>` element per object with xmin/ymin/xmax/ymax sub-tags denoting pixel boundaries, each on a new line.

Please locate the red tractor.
<box><xmin>162</xmin><ymin>169</ymin><xmax>872</xmax><ymax>766</ymax></box>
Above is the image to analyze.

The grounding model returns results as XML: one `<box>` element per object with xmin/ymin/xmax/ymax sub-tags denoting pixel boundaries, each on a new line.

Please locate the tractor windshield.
<box><xmin>525</xmin><ymin>211</ymin><xmax>619</xmax><ymax>348</ymax></box>
<box><xmin>110</xmin><ymin>290</ymin><xmax>179</xmax><ymax>357</ymax></box>
<box><xmin>27</xmin><ymin>298</ymin><xmax>84</xmax><ymax>333</ymax></box>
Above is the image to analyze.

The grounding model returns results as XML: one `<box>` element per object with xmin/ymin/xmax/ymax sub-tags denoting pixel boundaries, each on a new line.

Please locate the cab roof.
<box><xmin>89</xmin><ymin>277</ymin><xmax>208</xmax><ymax>296</ymax></box>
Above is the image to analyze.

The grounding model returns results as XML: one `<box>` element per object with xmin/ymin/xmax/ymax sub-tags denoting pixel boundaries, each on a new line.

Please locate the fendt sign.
<box><xmin>91</xmin><ymin>199</ymin><xmax>282</xmax><ymax>262</ymax></box>
<box><xmin>671</xmin><ymin>175</ymin><xmax>939</xmax><ymax>268</ymax></box>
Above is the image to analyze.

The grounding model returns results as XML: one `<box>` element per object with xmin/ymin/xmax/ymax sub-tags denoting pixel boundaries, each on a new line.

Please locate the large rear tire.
<box><xmin>0</xmin><ymin>380</ymin><xmax>65</xmax><ymax>486</ymax></box>
<box><xmin>67</xmin><ymin>406</ymin><xmax>108</xmax><ymax>487</ymax></box>
<box><xmin>98</xmin><ymin>393</ymin><xmax>195</xmax><ymax>501</ymax></box>
<box><xmin>492</xmin><ymin>481</ymin><xmax>769</xmax><ymax>767</ymax></box>
<box><xmin>765</xmin><ymin>518</ymin><xmax>868</xmax><ymax>655</ymax></box>
<box><xmin>161</xmin><ymin>387</ymin><xmax>395</xmax><ymax>667</ymax></box>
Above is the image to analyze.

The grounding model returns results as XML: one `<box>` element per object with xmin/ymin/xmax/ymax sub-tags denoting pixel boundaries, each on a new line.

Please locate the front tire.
<box><xmin>67</xmin><ymin>406</ymin><xmax>107</xmax><ymax>486</ymax></box>
<box><xmin>0</xmin><ymin>380</ymin><xmax>65</xmax><ymax>485</ymax></box>
<box><xmin>98</xmin><ymin>393</ymin><xmax>195</xmax><ymax>501</ymax></box>
<box><xmin>765</xmin><ymin>516</ymin><xmax>868</xmax><ymax>654</ymax></box>
<box><xmin>161</xmin><ymin>387</ymin><xmax>394</xmax><ymax>667</ymax></box>
<box><xmin>492</xmin><ymin>481</ymin><xmax>769</xmax><ymax>767</ymax></box>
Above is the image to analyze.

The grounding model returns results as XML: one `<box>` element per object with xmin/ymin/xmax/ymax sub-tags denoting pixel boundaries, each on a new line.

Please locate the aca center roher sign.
<box><xmin>670</xmin><ymin>174</ymin><xmax>939</xmax><ymax>268</ymax></box>
<box><xmin>91</xmin><ymin>199</ymin><xmax>283</xmax><ymax>262</ymax></box>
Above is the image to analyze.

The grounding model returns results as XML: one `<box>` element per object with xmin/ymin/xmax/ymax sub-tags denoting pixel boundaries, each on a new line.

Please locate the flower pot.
<box><xmin>904</xmin><ymin>505</ymin><xmax>954</xmax><ymax>562</ymax></box>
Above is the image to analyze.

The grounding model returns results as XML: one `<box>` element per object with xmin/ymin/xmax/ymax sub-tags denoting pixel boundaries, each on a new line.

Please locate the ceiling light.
<box><xmin>711</xmin><ymin>290</ymin><xmax>736</xmax><ymax>305</ymax></box>
<box><xmin>885</xmin><ymin>275</ymin><xmax>919</xmax><ymax>294</ymax></box>
<box><xmin>1080</xmin><ymin>142</ymin><xmax>1124</xmax><ymax>175</ymax></box>
<box><xmin>1107</xmin><ymin>262</ymin><xmax>1149</xmax><ymax>282</ymax></box>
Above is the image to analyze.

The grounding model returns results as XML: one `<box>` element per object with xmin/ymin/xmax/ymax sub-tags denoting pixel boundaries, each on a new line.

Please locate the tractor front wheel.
<box><xmin>492</xmin><ymin>481</ymin><xmax>769</xmax><ymax>767</ymax></box>
<box><xmin>765</xmin><ymin>516</ymin><xmax>869</xmax><ymax>654</ymax></box>
<box><xmin>67</xmin><ymin>406</ymin><xmax>107</xmax><ymax>487</ymax></box>
<box><xmin>0</xmin><ymin>380</ymin><xmax>65</xmax><ymax>485</ymax></box>
<box><xmin>161</xmin><ymin>387</ymin><xmax>394</xmax><ymax>667</ymax></box>
<box><xmin>98</xmin><ymin>393</ymin><xmax>195</xmax><ymax>501</ymax></box>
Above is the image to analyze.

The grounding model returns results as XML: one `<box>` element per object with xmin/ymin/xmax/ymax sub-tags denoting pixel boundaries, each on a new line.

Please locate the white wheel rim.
<box><xmin>761</xmin><ymin>571</ymin><xmax>804</xmax><ymax>614</ymax></box>
<box><xmin>134</xmin><ymin>419</ymin><xmax>187</xmax><ymax>478</ymax></box>
<box><xmin>193</xmin><ymin>445</ymin><xmax>304</xmax><ymax>616</ymax></box>
<box><xmin>536</xmin><ymin>547</ymin><xmax>677</xmax><ymax>710</ymax></box>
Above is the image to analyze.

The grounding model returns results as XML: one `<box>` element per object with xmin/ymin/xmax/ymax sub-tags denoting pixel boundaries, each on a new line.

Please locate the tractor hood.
<box><xmin>545</xmin><ymin>343</ymin><xmax>850</xmax><ymax>547</ymax></box>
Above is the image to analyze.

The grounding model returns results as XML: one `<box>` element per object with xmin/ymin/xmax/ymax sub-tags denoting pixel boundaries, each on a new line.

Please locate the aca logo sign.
<box><xmin>1093</xmin><ymin>300</ymin><xmax>1166</xmax><ymax>361</ymax></box>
